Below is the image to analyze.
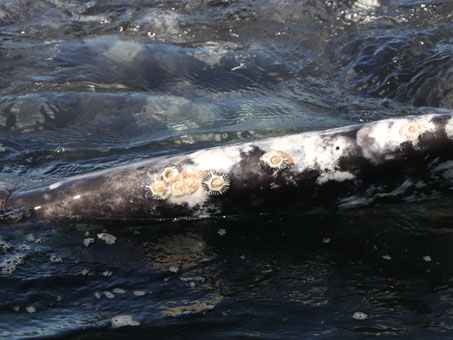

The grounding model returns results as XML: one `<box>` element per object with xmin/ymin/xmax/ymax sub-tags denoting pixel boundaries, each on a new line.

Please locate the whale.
<box><xmin>2</xmin><ymin>113</ymin><xmax>453</xmax><ymax>223</ymax></box>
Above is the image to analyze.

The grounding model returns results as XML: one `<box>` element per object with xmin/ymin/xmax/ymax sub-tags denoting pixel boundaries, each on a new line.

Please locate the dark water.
<box><xmin>1</xmin><ymin>0</ymin><xmax>453</xmax><ymax>338</ymax></box>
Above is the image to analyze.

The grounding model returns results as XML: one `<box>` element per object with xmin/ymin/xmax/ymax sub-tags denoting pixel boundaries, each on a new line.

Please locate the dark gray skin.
<box><xmin>3</xmin><ymin>113</ymin><xmax>453</xmax><ymax>223</ymax></box>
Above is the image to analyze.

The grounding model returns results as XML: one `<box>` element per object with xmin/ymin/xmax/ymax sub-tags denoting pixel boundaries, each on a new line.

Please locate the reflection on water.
<box><xmin>2</xmin><ymin>0</ymin><xmax>453</xmax><ymax>338</ymax></box>
<box><xmin>3</xmin><ymin>201</ymin><xmax>453</xmax><ymax>338</ymax></box>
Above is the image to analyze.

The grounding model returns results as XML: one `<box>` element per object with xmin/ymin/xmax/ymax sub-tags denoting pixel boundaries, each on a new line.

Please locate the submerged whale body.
<box><xmin>3</xmin><ymin>113</ymin><xmax>453</xmax><ymax>222</ymax></box>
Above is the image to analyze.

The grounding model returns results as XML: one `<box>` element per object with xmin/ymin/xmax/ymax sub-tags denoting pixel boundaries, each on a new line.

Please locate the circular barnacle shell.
<box><xmin>182</xmin><ymin>171</ymin><xmax>201</xmax><ymax>194</ymax></box>
<box><xmin>201</xmin><ymin>170</ymin><xmax>231</xmax><ymax>196</ymax></box>
<box><xmin>169</xmin><ymin>177</ymin><xmax>186</xmax><ymax>197</ymax></box>
<box><xmin>160</xmin><ymin>166</ymin><xmax>180</xmax><ymax>183</ymax></box>
<box><xmin>144</xmin><ymin>179</ymin><xmax>170</xmax><ymax>201</ymax></box>
<box><xmin>260</xmin><ymin>150</ymin><xmax>293</xmax><ymax>174</ymax></box>
<box><xmin>399</xmin><ymin>122</ymin><xmax>425</xmax><ymax>141</ymax></box>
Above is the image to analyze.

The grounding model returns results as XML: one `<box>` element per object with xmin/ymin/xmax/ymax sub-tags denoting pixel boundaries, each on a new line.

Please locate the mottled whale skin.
<box><xmin>4</xmin><ymin>113</ymin><xmax>453</xmax><ymax>222</ymax></box>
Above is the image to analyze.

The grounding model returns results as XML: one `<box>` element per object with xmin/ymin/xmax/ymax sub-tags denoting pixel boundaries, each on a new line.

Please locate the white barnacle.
<box><xmin>182</xmin><ymin>171</ymin><xmax>201</xmax><ymax>194</ymax></box>
<box><xmin>201</xmin><ymin>170</ymin><xmax>231</xmax><ymax>196</ymax></box>
<box><xmin>144</xmin><ymin>178</ymin><xmax>170</xmax><ymax>201</ymax></box>
<box><xmin>160</xmin><ymin>166</ymin><xmax>180</xmax><ymax>183</ymax></box>
<box><xmin>260</xmin><ymin>150</ymin><xmax>293</xmax><ymax>175</ymax></box>
<box><xmin>169</xmin><ymin>177</ymin><xmax>186</xmax><ymax>197</ymax></box>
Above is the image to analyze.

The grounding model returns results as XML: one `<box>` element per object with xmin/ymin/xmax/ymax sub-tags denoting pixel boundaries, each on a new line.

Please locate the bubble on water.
<box><xmin>102</xmin><ymin>270</ymin><xmax>113</xmax><ymax>277</ymax></box>
<box><xmin>169</xmin><ymin>265</ymin><xmax>179</xmax><ymax>273</ymax></box>
<box><xmin>0</xmin><ymin>239</ymin><xmax>12</xmax><ymax>252</ymax></box>
<box><xmin>423</xmin><ymin>256</ymin><xmax>432</xmax><ymax>262</ymax></box>
<box><xmin>34</xmin><ymin>237</ymin><xmax>47</xmax><ymax>244</ymax></box>
<box><xmin>84</xmin><ymin>238</ymin><xmax>95</xmax><ymax>247</ymax></box>
<box><xmin>25</xmin><ymin>234</ymin><xmax>36</xmax><ymax>243</ymax></box>
<box><xmin>82</xmin><ymin>269</ymin><xmax>94</xmax><ymax>276</ymax></box>
<box><xmin>113</xmin><ymin>288</ymin><xmax>126</xmax><ymax>294</ymax></box>
<box><xmin>352</xmin><ymin>311</ymin><xmax>369</xmax><ymax>320</ymax></box>
<box><xmin>97</xmin><ymin>233</ymin><xmax>117</xmax><ymax>245</ymax></box>
<box><xmin>94</xmin><ymin>292</ymin><xmax>102</xmax><ymax>299</ymax></box>
<box><xmin>104</xmin><ymin>291</ymin><xmax>115</xmax><ymax>299</ymax></box>
<box><xmin>56</xmin><ymin>296</ymin><xmax>62</xmax><ymax>302</ymax></box>
<box><xmin>111</xmin><ymin>315</ymin><xmax>140</xmax><ymax>328</ymax></box>
<box><xmin>50</xmin><ymin>256</ymin><xmax>63</xmax><ymax>263</ymax></box>
<box><xmin>382</xmin><ymin>254</ymin><xmax>392</xmax><ymax>260</ymax></box>
<box><xmin>26</xmin><ymin>306</ymin><xmax>36</xmax><ymax>313</ymax></box>
<box><xmin>15</xmin><ymin>244</ymin><xmax>31</xmax><ymax>252</ymax></box>
<box><xmin>13</xmin><ymin>306</ymin><xmax>20</xmax><ymax>312</ymax></box>
<box><xmin>322</xmin><ymin>237</ymin><xmax>331</xmax><ymax>244</ymax></box>
<box><xmin>133</xmin><ymin>290</ymin><xmax>147</xmax><ymax>297</ymax></box>
<box><xmin>217</xmin><ymin>228</ymin><xmax>226</xmax><ymax>236</ymax></box>
<box><xmin>55</xmin><ymin>146</ymin><xmax>67</xmax><ymax>153</ymax></box>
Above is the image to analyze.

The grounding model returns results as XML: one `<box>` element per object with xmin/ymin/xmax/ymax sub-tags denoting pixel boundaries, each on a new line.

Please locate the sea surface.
<box><xmin>1</xmin><ymin>0</ymin><xmax>453</xmax><ymax>339</ymax></box>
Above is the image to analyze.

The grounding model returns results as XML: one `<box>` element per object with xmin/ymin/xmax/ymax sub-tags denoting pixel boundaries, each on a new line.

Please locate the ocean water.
<box><xmin>1</xmin><ymin>0</ymin><xmax>453</xmax><ymax>338</ymax></box>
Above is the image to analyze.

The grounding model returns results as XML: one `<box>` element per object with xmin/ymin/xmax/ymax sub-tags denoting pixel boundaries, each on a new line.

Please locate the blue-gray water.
<box><xmin>1</xmin><ymin>0</ymin><xmax>453</xmax><ymax>338</ymax></box>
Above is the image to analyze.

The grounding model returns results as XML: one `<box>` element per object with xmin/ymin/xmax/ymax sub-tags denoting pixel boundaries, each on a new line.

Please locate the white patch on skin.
<box><xmin>357</xmin><ymin>115</ymin><xmax>436</xmax><ymax>163</ymax></box>
<box><xmin>168</xmin><ymin>128</ymin><xmax>360</xmax><ymax>207</ymax></box>
<box><xmin>261</xmin><ymin>133</ymin><xmax>356</xmax><ymax>184</ymax></box>
<box><xmin>269</xmin><ymin>182</ymin><xmax>280</xmax><ymax>190</ymax></box>
<box><xmin>318</xmin><ymin>171</ymin><xmax>356</xmax><ymax>184</ymax></box>
<box><xmin>169</xmin><ymin>189</ymin><xmax>205</xmax><ymax>207</ymax></box>
<box><xmin>445</xmin><ymin>116</ymin><xmax>453</xmax><ymax>139</ymax></box>
<box><xmin>185</xmin><ymin>146</ymin><xmax>243</xmax><ymax>173</ymax></box>
<box><xmin>49</xmin><ymin>182</ymin><xmax>62</xmax><ymax>190</ymax></box>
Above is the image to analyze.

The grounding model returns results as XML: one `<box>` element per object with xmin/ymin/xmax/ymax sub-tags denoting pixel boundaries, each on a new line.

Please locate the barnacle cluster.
<box><xmin>144</xmin><ymin>166</ymin><xmax>231</xmax><ymax>201</ymax></box>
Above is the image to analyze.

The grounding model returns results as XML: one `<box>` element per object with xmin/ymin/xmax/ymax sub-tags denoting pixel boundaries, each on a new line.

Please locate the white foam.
<box><xmin>97</xmin><ymin>233</ymin><xmax>117</xmax><ymax>245</ymax></box>
<box><xmin>352</xmin><ymin>311</ymin><xmax>369</xmax><ymax>320</ymax></box>
<box><xmin>0</xmin><ymin>254</ymin><xmax>25</xmax><ymax>275</ymax></box>
<box><xmin>111</xmin><ymin>315</ymin><xmax>140</xmax><ymax>328</ymax></box>
<box><xmin>133</xmin><ymin>290</ymin><xmax>147</xmax><ymax>296</ymax></box>
<box><xmin>84</xmin><ymin>238</ymin><xmax>94</xmax><ymax>247</ymax></box>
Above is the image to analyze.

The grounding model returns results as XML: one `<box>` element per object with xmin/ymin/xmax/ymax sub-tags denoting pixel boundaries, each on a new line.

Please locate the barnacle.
<box><xmin>144</xmin><ymin>179</ymin><xmax>170</xmax><ymax>200</ymax></box>
<box><xmin>160</xmin><ymin>166</ymin><xmax>180</xmax><ymax>183</ymax></box>
<box><xmin>169</xmin><ymin>177</ymin><xmax>186</xmax><ymax>197</ymax></box>
<box><xmin>182</xmin><ymin>171</ymin><xmax>201</xmax><ymax>194</ymax></box>
<box><xmin>201</xmin><ymin>170</ymin><xmax>231</xmax><ymax>196</ymax></box>
<box><xmin>260</xmin><ymin>150</ymin><xmax>293</xmax><ymax>174</ymax></box>
<box><xmin>399</xmin><ymin>122</ymin><xmax>425</xmax><ymax>141</ymax></box>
